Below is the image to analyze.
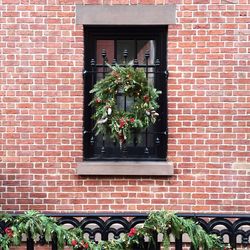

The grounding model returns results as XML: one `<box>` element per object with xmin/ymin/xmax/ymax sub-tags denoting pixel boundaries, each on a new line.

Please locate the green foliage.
<box><xmin>0</xmin><ymin>234</ymin><xmax>11</xmax><ymax>250</ymax></box>
<box><xmin>0</xmin><ymin>210</ymin><xmax>225</xmax><ymax>250</ymax></box>
<box><xmin>14</xmin><ymin>210</ymin><xmax>50</xmax><ymax>241</ymax></box>
<box><xmin>0</xmin><ymin>214</ymin><xmax>13</xmax><ymax>224</ymax></box>
<box><xmin>89</xmin><ymin>64</ymin><xmax>161</xmax><ymax>145</ymax></box>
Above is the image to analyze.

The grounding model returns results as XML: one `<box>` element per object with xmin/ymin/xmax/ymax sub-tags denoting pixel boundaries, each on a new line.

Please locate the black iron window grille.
<box><xmin>83</xmin><ymin>26</ymin><xmax>167</xmax><ymax>161</ymax></box>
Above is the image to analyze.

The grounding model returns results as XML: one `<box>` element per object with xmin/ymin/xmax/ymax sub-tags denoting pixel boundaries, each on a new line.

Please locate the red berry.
<box><xmin>128</xmin><ymin>227</ymin><xmax>137</xmax><ymax>237</ymax></box>
<box><xmin>4</xmin><ymin>227</ymin><xmax>13</xmax><ymax>238</ymax></box>
<box><xmin>119</xmin><ymin>118</ymin><xmax>126</xmax><ymax>128</ymax></box>
<box><xmin>71</xmin><ymin>239</ymin><xmax>78</xmax><ymax>246</ymax></box>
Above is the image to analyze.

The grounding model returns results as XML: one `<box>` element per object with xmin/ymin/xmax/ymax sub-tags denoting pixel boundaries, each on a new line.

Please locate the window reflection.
<box><xmin>137</xmin><ymin>40</ymin><xmax>155</xmax><ymax>65</ymax></box>
<box><xmin>117</xmin><ymin>40</ymin><xmax>135</xmax><ymax>64</ymax></box>
<box><xmin>96</xmin><ymin>40</ymin><xmax>114</xmax><ymax>64</ymax></box>
<box><xmin>96</xmin><ymin>39</ymin><xmax>156</xmax><ymax>66</ymax></box>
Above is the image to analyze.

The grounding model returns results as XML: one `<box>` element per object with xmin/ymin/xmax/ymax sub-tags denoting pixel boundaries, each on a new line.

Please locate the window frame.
<box><xmin>83</xmin><ymin>26</ymin><xmax>168</xmax><ymax>161</ymax></box>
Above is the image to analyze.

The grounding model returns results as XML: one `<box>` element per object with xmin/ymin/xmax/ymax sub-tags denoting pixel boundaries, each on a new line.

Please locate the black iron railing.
<box><xmin>83</xmin><ymin>48</ymin><xmax>167</xmax><ymax>160</ymax></box>
<box><xmin>1</xmin><ymin>213</ymin><xmax>250</xmax><ymax>249</ymax></box>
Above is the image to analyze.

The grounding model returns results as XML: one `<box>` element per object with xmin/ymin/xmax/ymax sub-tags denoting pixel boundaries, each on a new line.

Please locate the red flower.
<box><xmin>130</xmin><ymin>118</ymin><xmax>135</xmax><ymax>123</ymax></box>
<box><xmin>119</xmin><ymin>118</ymin><xmax>126</xmax><ymax>128</ymax></box>
<box><xmin>143</xmin><ymin>95</ymin><xmax>150</xmax><ymax>103</ymax></box>
<box><xmin>71</xmin><ymin>239</ymin><xmax>78</xmax><ymax>247</ymax></box>
<box><xmin>128</xmin><ymin>227</ymin><xmax>137</xmax><ymax>237</ymax></box>
<box><xmin>4</xmin><ymin>227</ymin><xmax>13</xmax><ymax>238</ymax></box>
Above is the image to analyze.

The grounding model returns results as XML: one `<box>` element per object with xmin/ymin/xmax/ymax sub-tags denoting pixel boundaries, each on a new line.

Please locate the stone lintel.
<box><xmin>76</xmin><ymin>5</ymin><xmax>176</xmax><ymax>25</ymax></box>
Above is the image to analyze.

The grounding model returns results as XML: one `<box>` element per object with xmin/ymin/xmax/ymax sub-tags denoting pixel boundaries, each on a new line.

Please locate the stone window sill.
<box><xmin>77</xmin><ymin>161</ymin><xmax>174</xmax><ymax>176</ymax></box>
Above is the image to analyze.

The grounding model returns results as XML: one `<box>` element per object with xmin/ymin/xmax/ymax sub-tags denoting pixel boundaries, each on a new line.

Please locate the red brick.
<box><xmin>0</xmin><ymin>0</ymin><xmax>249</xmax><ymax>214</ymax></box>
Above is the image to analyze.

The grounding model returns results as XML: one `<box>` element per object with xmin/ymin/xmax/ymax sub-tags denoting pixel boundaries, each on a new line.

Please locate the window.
<box><xmin>83</xmin><ymin>26</ymin><xmax>167</xmax><ymax>161</ymax></box>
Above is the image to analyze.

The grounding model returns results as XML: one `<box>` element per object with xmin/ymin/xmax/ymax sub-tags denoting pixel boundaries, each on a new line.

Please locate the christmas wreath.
<box><xmin>89</xmin><ymin>64</ymin><xmax>162</xmax><ymax>145</ymax></box>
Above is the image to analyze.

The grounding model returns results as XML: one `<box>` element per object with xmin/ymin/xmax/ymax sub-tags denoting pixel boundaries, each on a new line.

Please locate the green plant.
<box><xmin>0</xmin><ymin>211</ymin><xmax>69</xmax><ymax>250</ymax></box>
<box><xmin>0</xmin><ymin>210</ymin><xmax>225</xmax><ymax>250</ymax></box>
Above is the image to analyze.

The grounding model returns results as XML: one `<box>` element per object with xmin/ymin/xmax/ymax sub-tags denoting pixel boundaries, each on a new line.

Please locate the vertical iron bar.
<box><xmin>122</xmin><ymin>49</ymin><xmax>128</xmax><ymax>153</ymax></box>
<box><xmin>114</xmin><ymin>39</ymin><xmax>117</xmax><ymax>61</ymax></box>
<box><xmin>110</xmin><ymin>57</ymin><xmax>117</xmax><ymax>149</ymax></box>
<box><xmin>90</xmin><ymin>59</ymin><xmax>96</xmax><ymax>147</ymax></box>
<box><xmin>155</xmin><ymin>136</ymin><xmax>160</xmax><ymax>145</ymax></box>
<box><xmin>102</xmin><ymin>228</ymin><xmax>109</xmax><ymax>241</ymax></box>
<box><xmin>122</xmin><ymin>143</ymin><xmax>127</xmax><ymax>157</ymax></box>
<box><xmin>145</xmin><ymin>50</ymin><xmax>149</xmax><ymax>78</ymax></box>
<box><xmin>123</xmin><ymin>50</ymin><xmax>128</xmax><ymax>112</ymax></box>
<box><xmin>190</xmin><ymin>243</ymin><xmax>195</xmax><ymax>250</ymax></box>
<box><xmin>230</xmin><ymin>235</ymin><xmax>237</xmax><ymax>250</ymax></box>
<box><xmin>112</xmin><ymin>58</ymin><xmax>117</xmax><ymax>66</ymax></box>
<box><xmin>134</xmin><ymin>58</ymin><xmax>138</xmax><ymax>67</ymax></box>
<box><xmin>154</xmin><ymin>59</ymin><xmax>160</xmax><ymax>155</ymax></box>
<box><xmin>26</xmin><ymin>231</ymin><xmax>34</xmax><ymax>250</ymax></box>
<box><xmin>101</xmin><ymin>137</ymin><xmax>106</xmax><ymax>156</ymax></box>
<box><xmin>144</xmin><ymin>50</ymin><xmax>150</xmax><ymax>155</ymax></box>
<box><xmin>148</xmin><ymin>231</ymin><xmax>159</xmax><ymax>250</ymax></box>
<box><xmin>112</xmin><ymin>58</ymin><xmax>117</xmax><ymax>148</ymax></box>
<box><xmin>101</xmin><ymin>49</ymin><xmax>107</xmax><ymax>155</ymax></box>
<box><xmin>89</xmin><ymin>234</ymin><xmax>95</xmax><ymax>242</ymax></box>
<box><xmin>134</xmin><ymin>40</ymin><xmax>137</xmax><ymax>60</ymax></box>
<box><xmin>132</xmin><ymin>59</ymin><xmax>139</xmax><ymax>147</ymax></box>
<box><xmin>175</xmin><ymin>236</ymin><xmax>183</xmax><ymax>250</ymax></box>
<box><xmin>123</xmin><ymin>49</ymin><xmax>128</xmax><ymax>64</ymax></box>
<box><xmin>242</xmin><ymin>236</ymin><xmax>249</xmax><ymax>247</ymax></box>
<box><xmin>91</xmin><ymin>58</ymin><xmax>96</xmax><ymax>84</ymax></box>
<box><xmin>52</xmin><ymin>233</ymin><xmax>58</xmax><ymax>250</ymax></box>
<box><xmin>102</xmin><ymin>48</ymin><xmax>107</xmax><ymax>77</ymax></box>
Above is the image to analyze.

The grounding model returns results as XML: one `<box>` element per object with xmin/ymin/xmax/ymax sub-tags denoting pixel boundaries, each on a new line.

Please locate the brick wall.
<box><xmin>0</xmin><ymin>0</ymin><xmax>249</xmax><ymax>213</ymax></box>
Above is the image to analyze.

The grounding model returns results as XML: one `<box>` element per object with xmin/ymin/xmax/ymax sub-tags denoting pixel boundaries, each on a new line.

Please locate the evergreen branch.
<box><xmin>0</xmin><ymin>210</ymin><xmax>226</xmax><ymax>250</ymax></box>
